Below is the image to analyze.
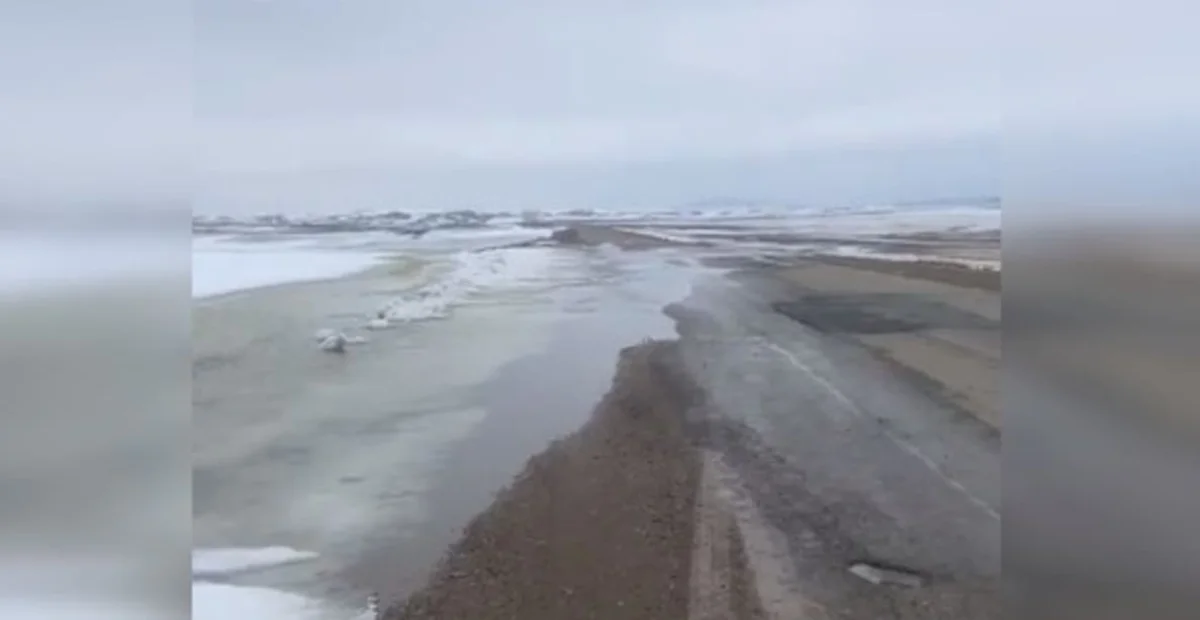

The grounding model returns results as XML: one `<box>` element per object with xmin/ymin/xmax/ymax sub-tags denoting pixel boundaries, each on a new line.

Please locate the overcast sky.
<box><xmin>1</xmin><ymin>1</ymin><xmax>1196</xmax><ymax>214</ymax></box>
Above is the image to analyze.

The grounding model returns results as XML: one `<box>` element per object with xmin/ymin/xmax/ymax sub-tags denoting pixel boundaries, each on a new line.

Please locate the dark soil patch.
<box><xmin>772</xmin><ymin>293</ymin><xmax>998</xmax><ymax>335</ymax></box>
<box><xmin>815</xmin><ymin>256</ymin><xmax>1001</xmax><ymax>292</ymax></box>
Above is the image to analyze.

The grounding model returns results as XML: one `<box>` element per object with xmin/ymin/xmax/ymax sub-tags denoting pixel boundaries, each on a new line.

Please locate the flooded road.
<box><xmin>191</xmin><ymin>243</ymin><xmax>714</xmax><ymax>618</ymax></box>
<box><xmin>193</xmin><ymin>227</ymin><xmax>1002</xmax><ymax>619</ymax></box>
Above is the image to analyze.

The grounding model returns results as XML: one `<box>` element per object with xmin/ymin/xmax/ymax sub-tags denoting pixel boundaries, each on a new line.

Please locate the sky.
<box><xmin>0</xmin><ymin>1</ymin><xmax>1196</xmax><ymax>214</ymax></box>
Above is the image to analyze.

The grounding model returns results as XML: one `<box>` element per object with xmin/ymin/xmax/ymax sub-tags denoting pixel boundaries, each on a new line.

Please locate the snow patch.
<box><xmin>318</xmin><ymin>333</ymin><xmax>348</xmax><ymax>353</ymax></box>
<box><xmin>192</xmin><ymin>237</ymin><xmax>383</xmax><ymax>298</ymax></box>
<box><xmin>191</xmin><ymin>547</ymin><xmax>372</xmax><ymax>620</ymax></box>
<box><xmin>192</xmin><ymin>546</ymin><xmax>319</xmax><ymax>577</ymax></box>
<box><xmin>825</xmin><ymin>245</ymin><xmax>1001</xmax><ymax>270</ymax></box>
<box><xmin>613</xmin><ymin>227</ymin><xmax>699</xmax><ymax>245</ymax></box>
<box><xmin>193</xmin><ymin>583</ymin><xmax>328</xmax><ymax>620</ymax></box>
<box><xmin>364</xmin><ymin>317</ymin><xmax>390</xmax><ymax>330</ymax></box>
<box><xmin>380</xmin><ymin>248</ymin><xmax>556</xmax><ymax>323</ymax></box>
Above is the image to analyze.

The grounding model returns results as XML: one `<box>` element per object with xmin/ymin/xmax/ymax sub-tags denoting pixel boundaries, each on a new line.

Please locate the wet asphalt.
<box><xmin>669</xmin><ymin>269</ymin><xmax>1001</xmax><ymax>618</ymax></box>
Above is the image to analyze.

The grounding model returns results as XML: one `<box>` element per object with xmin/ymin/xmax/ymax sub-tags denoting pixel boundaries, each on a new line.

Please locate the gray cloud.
<box><xmin>194</xmin><ymin>0</ymin><xmax>1010</xmax><ymax>211</ymax></box>
<box><xmin>197</xmin><ymin>1</ymin><xmax>1005</xmax><ymax>160</ymax></box>
<box><xmin>1</xmin><ymin>1</ymin><xmax>1196</xmax><ymax>212</ymax></box>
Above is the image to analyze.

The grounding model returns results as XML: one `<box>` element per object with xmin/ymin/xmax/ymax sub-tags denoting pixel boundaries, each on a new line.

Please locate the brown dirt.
<box><xmin>729</xmin><ymin>523</ymin><xmax>768</xmax><ymax>620</ymax></box>
<box><xmin>550</xmin><ymin>225</ymin><xmax>690</xmax><ymax>249</ymax></box>
<box><xmin>490</xmin><ymin>224</ymin><xmax>696</xmax><ymax>251</ymax></box>
<box><xmin>813</xmin><ymin>255</ymin><xmax>1001</xmax><ymax>292</ymax></box>
<box><xmin>385</xmin><ymin>341</ymin><xmax>702</xmax><ymax>620</ymax></box>
<box><xmin>767</xmin><ymin>257</ymin><xmax>1001</xmax><ymax>433</ymax></box>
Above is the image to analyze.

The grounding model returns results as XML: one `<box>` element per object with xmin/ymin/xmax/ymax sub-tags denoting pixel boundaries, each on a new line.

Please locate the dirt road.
<box><xmin>387</xmin><ymin>342</ymin><xmax>704</xmax><ymax>619</ymax></box>
<box><xmin>382</xmin><ymin>251</ymin><xmax>1001</xmax><ymax>619</ymax></box>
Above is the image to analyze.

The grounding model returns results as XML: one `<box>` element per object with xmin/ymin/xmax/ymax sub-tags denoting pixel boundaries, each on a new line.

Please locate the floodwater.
<box><xmin>191</xmin><ymin>242</ymin><xmax>717</xmax><ymax>619</ymax></box>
